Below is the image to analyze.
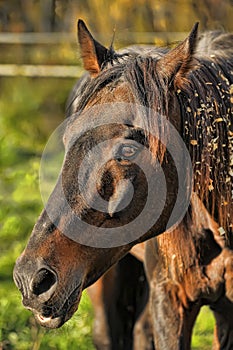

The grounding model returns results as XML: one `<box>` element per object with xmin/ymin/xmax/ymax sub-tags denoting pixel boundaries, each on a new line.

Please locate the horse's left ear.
<box><xmin>77</xmin><ymin>19</ymin><xmax>109</xmax><ymax>77</ymax></box>
<box><xmin>157</xmin><ymin>23</ymin><xmax>199</xmax><ymax>89</ymax></box>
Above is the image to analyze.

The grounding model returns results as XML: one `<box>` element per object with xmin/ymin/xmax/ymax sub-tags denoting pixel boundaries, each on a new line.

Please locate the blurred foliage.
<box><xmin>1</xmin><ymin>0</ymin><xmax>232</xmax><ymax>69</ymax></box>
<box><xmin>1</xmin><ymin>0</ymin><xmax>232</xmax><ymax>68</ymax></box>
<box><xmin>0</xmin><ymin>0</ymin><xmax>232</xmax><ymax>34</ymax></box>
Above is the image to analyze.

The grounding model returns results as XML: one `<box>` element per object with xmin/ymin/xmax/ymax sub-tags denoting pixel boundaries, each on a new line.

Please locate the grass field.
<box><xmin>0</xmin><ymin>77</ymin><xmax>215</xmax><ymax>349</ymax></box>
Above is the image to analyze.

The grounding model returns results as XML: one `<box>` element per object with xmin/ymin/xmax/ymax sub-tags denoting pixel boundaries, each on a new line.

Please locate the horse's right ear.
<box><xmin>77</xmin><ymin>19</ymin><xmax>108</xmax><ymax>77</ymax></box>
<box><xmin>157</xmin><ymin>22</ymin><xmax>199</xmax><ymax>89</ymax></box>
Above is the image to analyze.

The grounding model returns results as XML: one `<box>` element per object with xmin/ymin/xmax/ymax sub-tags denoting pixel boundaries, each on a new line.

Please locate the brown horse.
<box><xmin>14</xmin><ymin>20</ymin><xmax>233</xmax><ymax>349</ymax></box>
<box><xmin>87</xmin><ymin>249</ymin><xmax>150</xmax><ymax>350</ymax></box>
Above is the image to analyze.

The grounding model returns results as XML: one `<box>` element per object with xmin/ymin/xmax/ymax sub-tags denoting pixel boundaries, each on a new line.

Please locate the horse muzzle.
<box><xmin>13</xmin><ymin>254</ymin><xmax>82</xmax><ymax>328</ymax></box>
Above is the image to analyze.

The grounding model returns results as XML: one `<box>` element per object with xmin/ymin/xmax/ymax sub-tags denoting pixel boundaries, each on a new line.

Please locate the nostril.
<box><xmin>31</xmin><ymin>268</ymin><xmax>57</xmax><ymax>296</ymax></box>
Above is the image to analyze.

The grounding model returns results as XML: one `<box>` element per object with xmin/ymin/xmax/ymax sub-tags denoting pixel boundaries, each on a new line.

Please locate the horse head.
<box><xmin>13</xmin><ymin>20</ymin><xmax>196</xmax><ymax>328</ymax></box>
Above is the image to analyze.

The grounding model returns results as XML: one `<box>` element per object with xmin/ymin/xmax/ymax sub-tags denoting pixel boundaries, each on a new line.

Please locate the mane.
<box><xmin>177</xmin><ymin>32</ymin><xmax>233</xmax><ymax>240</ymax></box>
<box><xmin>67</xmin><ymin>30</ymin><xmax>233</xmax><ymax>239</ymax></box>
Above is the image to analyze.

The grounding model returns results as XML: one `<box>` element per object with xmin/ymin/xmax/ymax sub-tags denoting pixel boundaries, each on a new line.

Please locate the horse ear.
<box><xmin>157</xmin><ymin>22</ymin><xmax>199</xmax><ymax>89</ymax></box>
<box><xmin>77</xmin><ymin>19</ymin><xmax>108</xmax><ymax>77</ymax></box>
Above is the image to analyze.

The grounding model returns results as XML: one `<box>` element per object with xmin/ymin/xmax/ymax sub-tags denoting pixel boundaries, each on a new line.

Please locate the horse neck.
<box><xmin>146</xmin><ymin>192</ymin><xmax>224</xmax><ymax>282</ymax></box>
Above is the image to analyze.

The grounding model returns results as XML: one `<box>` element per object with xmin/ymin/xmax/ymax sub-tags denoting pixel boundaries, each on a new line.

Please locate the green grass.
<box><xmin>0</xmin><ymin>282</ymin><xmax>94</xmax><ymax>350</ymax></box>
<box><xmin>192</xmin><ymin>306</ymin><xmax>215</xmax><ymax>350</ymax></box>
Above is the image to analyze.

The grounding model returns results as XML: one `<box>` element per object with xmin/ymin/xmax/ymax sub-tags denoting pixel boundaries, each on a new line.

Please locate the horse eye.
<box><xmin>118</xmin><ymin>145</ymin><xmax>138</xmax><ymax>159</ymax></box>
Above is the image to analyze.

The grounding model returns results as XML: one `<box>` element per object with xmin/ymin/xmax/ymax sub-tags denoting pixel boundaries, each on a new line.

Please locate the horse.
<box><xmin>13</xmin><ymin>20</ymin><xmax>233</xmax><ymax>349</ymax></box>
<box><xmin>87</xmin><ymin>248</ymin><xmax>151</xmax><ymax>350</ymax></box>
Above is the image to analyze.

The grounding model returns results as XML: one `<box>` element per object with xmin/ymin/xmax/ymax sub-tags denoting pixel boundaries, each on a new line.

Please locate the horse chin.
<box><xmin>33</xmin><ymin>288</ymin><xmax>82</xmax><ymax>329</ymax></box>
<box><xmin>35</xmin><ymin>314</ymin><xmax>65</xmax><ymax>329</ymax></box>
<box><xmin>35</xmin><ymin>300</ymin><xmax>80</xmax><ymax>329</ymax></box>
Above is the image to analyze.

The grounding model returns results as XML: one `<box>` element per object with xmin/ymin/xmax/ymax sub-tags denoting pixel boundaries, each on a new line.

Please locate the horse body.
<box><xmin>14</xmin><ymin>20</ymin><xmax>233</xmax><ymax>349</ymax></box>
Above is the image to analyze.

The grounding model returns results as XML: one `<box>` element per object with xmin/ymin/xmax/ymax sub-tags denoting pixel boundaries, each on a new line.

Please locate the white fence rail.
<box><xmin>0</xmin><ymin>31</ymin><xmax>187</xmax><ymax>44</ymax></box>
<box><xmin>0</xmin><ymin>64</ymin><xmax>82</xmax><ymax>77</ymax></box>
<box><xmin>0</xmin><ymin>32</ymin><xmax>187</xmax><ymax>77</ymax></box>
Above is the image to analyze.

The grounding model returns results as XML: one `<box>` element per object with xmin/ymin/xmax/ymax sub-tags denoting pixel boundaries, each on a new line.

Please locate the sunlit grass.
<box><xmin>192</xmin><ymin>306</ymin><xmax>215</xmax><ymax>350</ymax></box>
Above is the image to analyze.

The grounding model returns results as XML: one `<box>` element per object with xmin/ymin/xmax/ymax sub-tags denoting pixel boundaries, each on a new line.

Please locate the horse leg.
<box><xmin>133</xmin><ymin>303</ymin><xmax>155</xmax><ymax>350</ymax></box>
<box><xmin>108</xmin><ymin>253</ymin><xmax>149</xmax><ymax>350</ymax></box>
<box><xmin>149</xmin><ymin>279</ymin><xmax>201</xmax><ymax>350</ymax></box>
<box><xmin>88</xmin><ymin>253</ymin><xmax>148</xmax><ymax>350</ymax></box>
<box><xmin>204</xmin><ymin>248</ymin><xmax>233</xmax><ymax>350</ymax></box>
<box><xmin>211</xmin><ymin>297</ymin><xmax>233</xmax><ymax>350</ymax></box>
<box><xmin>88</xmin><ymin>276</ymin><xmax>111</xmax><ymax>350</ymax></box>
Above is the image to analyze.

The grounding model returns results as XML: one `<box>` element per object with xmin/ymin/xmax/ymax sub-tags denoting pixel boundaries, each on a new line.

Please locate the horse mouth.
<box><xmin>35</xmin><ymin>314</ymin><xmax>64</xmax><ymax>328</ymax></box>
<box><xmin>32</xmin><ymin>285</ymin><xmax>82</xmax><ymax>329</ymax></box>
